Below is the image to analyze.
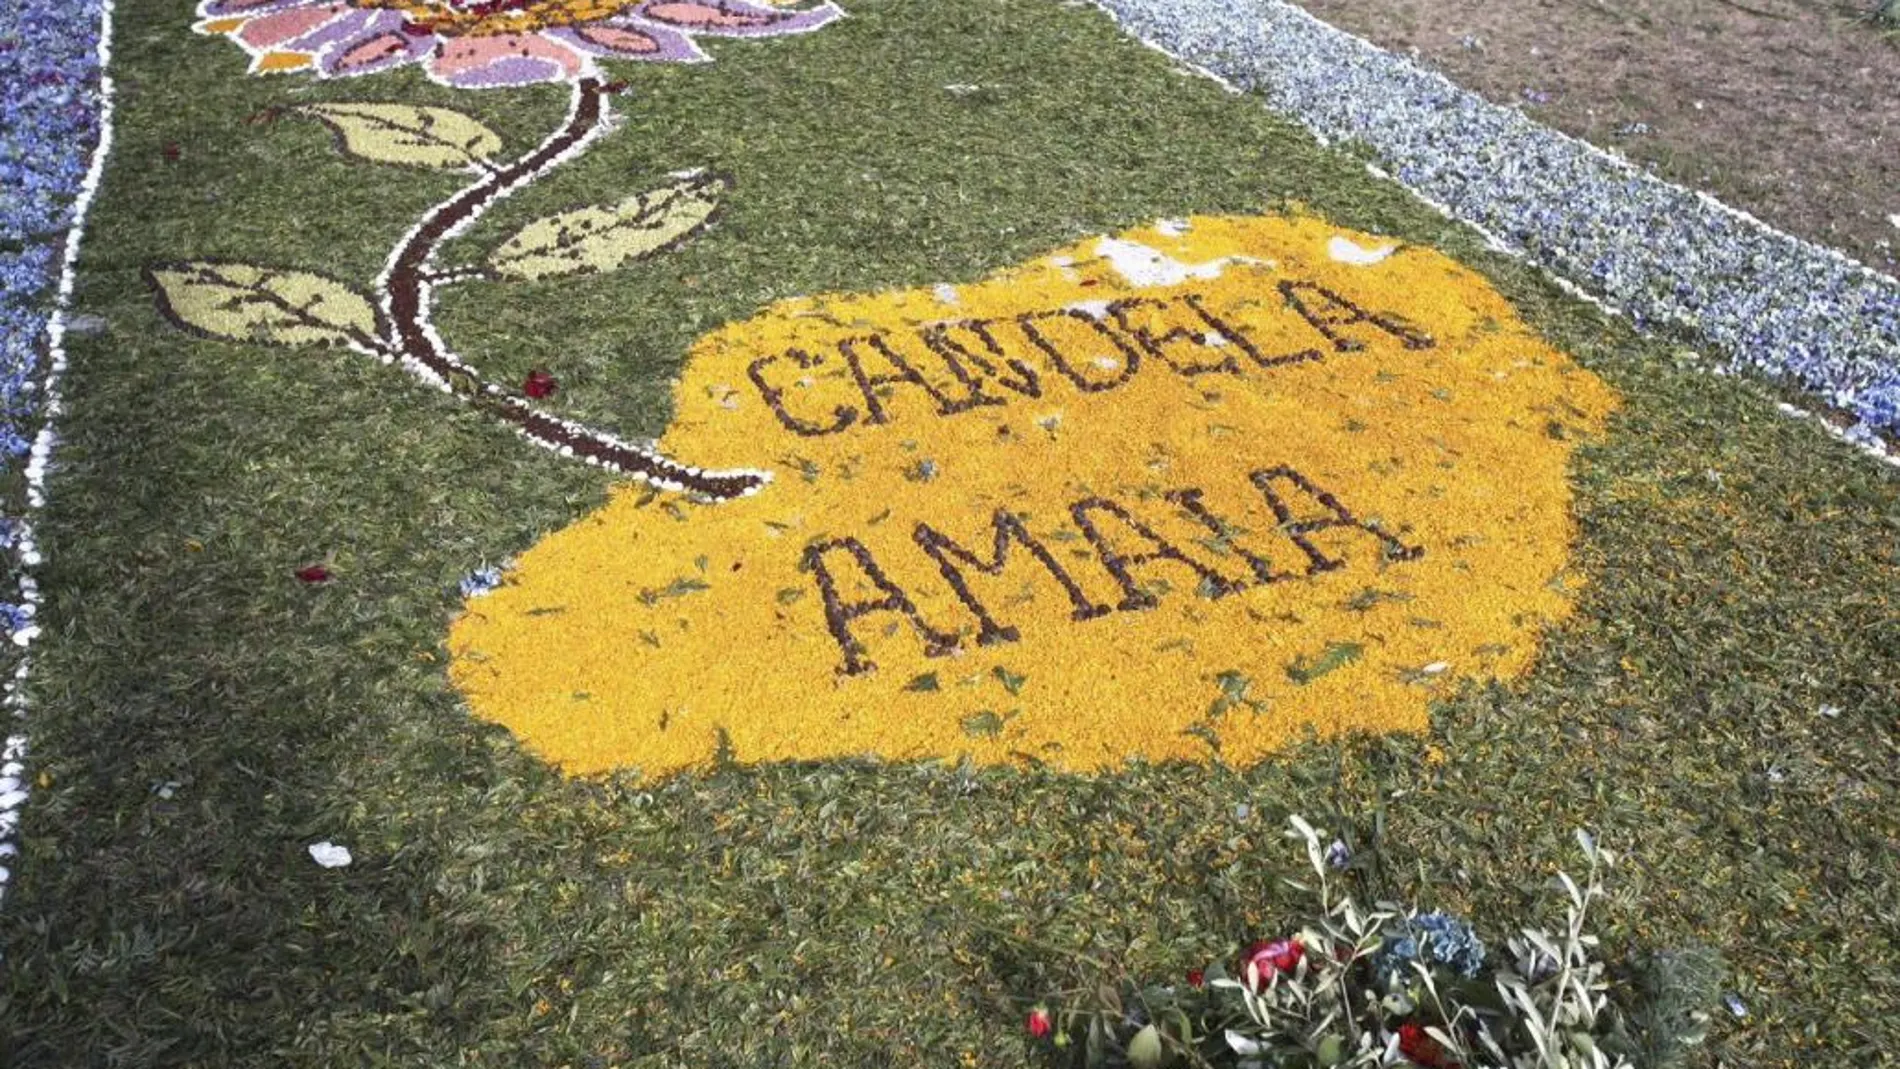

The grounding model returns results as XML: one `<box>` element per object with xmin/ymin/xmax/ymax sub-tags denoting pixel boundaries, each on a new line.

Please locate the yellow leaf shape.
<box><xmin>489</xmin><ymin>172</ymin><xmax>726</xmax><ymax>282</ymax></box>
<box><xmin>144</xmin><ymin>261</ymin><xmax>380</xmax><ymax>349</ymax></box>
<box><xmin>296</xmin><ymin>103</ymin><xmax>502</xmax><ymax>170</ymax></box>
<box><xmin>254</xmin><ymin>51</ymin><xmax>313</xmax><ymax>73</ymax></box>
<box><xmin>449</xmin><ymin>213</ymin><xmax>1619</xmax><ymax>780</ymax></box>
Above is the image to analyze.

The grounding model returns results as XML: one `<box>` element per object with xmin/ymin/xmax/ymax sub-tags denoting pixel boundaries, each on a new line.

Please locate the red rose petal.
<box><xmin>1397</xmin><ymin>1021</ymin><xmax>1461</xmax><ymax>1069</ymax></box>
<box><xmin>523</xmin><ymin>369</ymin><xmax>558</xmax><ymax>399</ymax></box>
<box><xmin>1238</xmin><ymin>938</ymin><xmax>1305</xmax><ymax>991</ymax></box>
<box><xmin>295</xmin><ymin>564</ymin><xmax>331</xmax><ymax>583</ymax></box>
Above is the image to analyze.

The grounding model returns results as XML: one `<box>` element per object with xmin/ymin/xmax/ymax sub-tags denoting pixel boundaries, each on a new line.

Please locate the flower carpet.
<box><xmin>1</xmin><ymin>0</ymin><xmax>1896</xmax><ymax>1065</ymax></box>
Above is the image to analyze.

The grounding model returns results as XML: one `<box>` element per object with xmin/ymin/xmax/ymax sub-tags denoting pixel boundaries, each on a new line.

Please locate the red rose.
<box><xmin>1239</xmin><ymin>938</ymin><xmax>1304</xmax><ymax>989</ymax></box>
<box><xmin>1186</xmin><ymin>968</ymin><xmax>1205</xmax><ymax>988</ymax></box>
<box><xmin>1026</xmin><ymin>1007</ymin><xmax>1053</xmax><ymax>1039</ymax></box>
<box><xmin>295</xmin><ymin>564</ymin><xmax>330</xmax><ymax>583</ymax></box>
<box><xmin>523</xmin><ymin>369</ymin><xmax>558</xmax><ymax>399</ymax></box>
<box><xmin>1396</xmin><ymin>1021</ymin><xmax>1460</xmax><ymax>1069</ymax></box>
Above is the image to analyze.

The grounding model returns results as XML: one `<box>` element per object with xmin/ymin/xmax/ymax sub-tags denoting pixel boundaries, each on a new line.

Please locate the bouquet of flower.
<box><xmin>1027</xmin><ymin>817</ymin><xmax>1709</xmax><ymax>1068</ymax></box>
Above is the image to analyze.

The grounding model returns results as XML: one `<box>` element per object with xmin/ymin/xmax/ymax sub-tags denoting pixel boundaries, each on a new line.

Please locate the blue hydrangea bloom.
<box><xmin>0</xmin><ymin>0</ymin><xmax>106</xmax><ymax>489</ymax></box>
<box><xmin>1375</xmin><ymin>912</ymin><xmax>1487</xmax><ymax>983</ymax></box>
<box><xmin>1412</xmin><ymin>911</ymin><xmax>1487</xmax><ymax>978</ymax></box>
<box><xmin>1371</xmin><ymin>934</ymin><xmax>1417</xmax><ymax>988</ymax></box>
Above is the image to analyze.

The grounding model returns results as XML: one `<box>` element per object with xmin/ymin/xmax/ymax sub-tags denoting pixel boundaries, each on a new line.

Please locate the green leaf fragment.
<box><xmin>1182</xmin><ymin>723</ymin><xmax>1221</xmax><ymax>751</ymax></box>
<box><xmin>1207</xmin><ymin>669</ymin><xmax>1264</xmax><ymax>718</ymax></box>
<box><xmin>992</xmin><ymin>665</ymin><xmax>1026</xmax><ymax>696</ymax></box>
<box><xmin>1126</xmin><ymin>1024</ymin><xmax>1165</xmax><ymax>1069</ymax></box>
<box><xmin>959</xmin><ymin>709</ymin><xmax>1016</xmax><ymax>738</ymax></box>
<box><xmin>1286</xmin><ymin>641</ymin><xmax>1365</xmax><ymax>684</ymax></box>
<box><xmin>638</xmin><ymin>576</ymin><xmax>710</xmax><ymax>606</ymax></box>
<box><xmin>1343</xmin><ymin>587</ymin><xmax>1412</xmax><ymax>612</ymax></box>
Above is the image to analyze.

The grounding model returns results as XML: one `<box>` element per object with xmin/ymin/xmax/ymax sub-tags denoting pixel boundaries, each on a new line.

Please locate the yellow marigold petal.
<box><xmin>253</xmin><ymin>50</ymin><xmax>315</xmax><ymax>73</ymax></box>
<box><xmin>197</xmin><ymin>16</ymin><xmax>247</xmax><ymax>33</ymax></box>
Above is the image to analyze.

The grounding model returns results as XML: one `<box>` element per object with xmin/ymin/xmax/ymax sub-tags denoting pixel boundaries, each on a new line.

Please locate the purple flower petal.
<box><xmin>543</xmin><ymin>21</ymin><xmax>709</xmax><ymax>64</ymax></box>
<box><xmin>440</xmin><ymin>55</ymin><xmax>569</xmax><ymax>88</ymax></box>
<box><xmin>289</xmin><ymin>8</ymin><xmax>398</xmax><ymax>58</ymax></box>
<box><xmin>631</xmin><ymin>0</ymin><xmax>844</xmax><ymax>38</ymax></box>
<box><xmin>318</xmin><ymin>20</ymin><xmax>432</xmax><ymax>79</ymax></box>
<box><xmin>428</xmin><ymin>33</ymin><xmax>585</xmax><ymax>89</ymax></box>
<box><xmin>198</xmin><ymin>0</ymin><xmax>326</xmax><ymax>18</ymax></box>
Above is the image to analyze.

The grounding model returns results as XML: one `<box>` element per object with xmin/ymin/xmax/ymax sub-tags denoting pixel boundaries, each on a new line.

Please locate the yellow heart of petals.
<box><xmin>449</xmin><ymin>213</ymin><xmax>1617</xmax><ymax>779</ymax></box>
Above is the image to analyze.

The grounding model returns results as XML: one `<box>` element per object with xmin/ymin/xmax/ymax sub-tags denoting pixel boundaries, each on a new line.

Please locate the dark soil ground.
<box><xmin>1292</xmin><ymin>0</ymin><xmax>1900</xmax><ymax>274</ymax></box>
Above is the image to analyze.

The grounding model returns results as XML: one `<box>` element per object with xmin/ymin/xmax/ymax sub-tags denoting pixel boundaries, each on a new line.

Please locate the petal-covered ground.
<box><xmin>1</xmin><ymin>0</ymin><xmax>1896</xmax><ymax>1065</ymax></box>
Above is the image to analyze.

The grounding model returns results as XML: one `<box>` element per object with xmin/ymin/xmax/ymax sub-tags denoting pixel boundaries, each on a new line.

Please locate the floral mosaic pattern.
<box><xmin>150</xmin><ymin>1</ymin><xmax>844</xmax><ymax>494</ymax></box>
<box><xmin>196</xmin><ymin>0</ymin><xmax>841</xmax><ymax>88</ymax></box>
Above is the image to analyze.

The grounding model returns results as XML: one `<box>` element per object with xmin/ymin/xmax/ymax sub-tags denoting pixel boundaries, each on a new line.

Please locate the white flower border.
<box><xmin>0</xmin><ymin>0</ymin><xmax>116</xmax><ymax>908</ymax></box>
<box><xmin>1088</xmin><ymin>0</ymin><xmax>1900</xmax><ymax>469</ymax></box>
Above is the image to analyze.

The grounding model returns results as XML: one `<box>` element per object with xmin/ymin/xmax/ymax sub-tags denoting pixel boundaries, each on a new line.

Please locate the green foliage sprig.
<box><xmin>1026</xmin><ymin>817</ymin><xmax>1715</xmax><ymax>1069</ymax></box>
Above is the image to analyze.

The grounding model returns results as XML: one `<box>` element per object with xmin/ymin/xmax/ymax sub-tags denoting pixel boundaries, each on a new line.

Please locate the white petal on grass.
<box><xmin>308</xmin><ymin>841</ymin><xmax>353</xmax><ymax>869</ymax></box>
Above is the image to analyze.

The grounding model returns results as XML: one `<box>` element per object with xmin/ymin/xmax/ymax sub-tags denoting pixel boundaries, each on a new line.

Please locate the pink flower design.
<box><xmin>196</xmin><ymin>0</ymin><xmax>843</xmax><ymax>88</ymax></box>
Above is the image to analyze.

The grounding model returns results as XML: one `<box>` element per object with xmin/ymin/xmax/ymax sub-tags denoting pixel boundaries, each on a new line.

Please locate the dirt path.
<box><xmin>1292</xmin><ymin>0</ymin><xmax>1899</xmax><ymax>274</ymax></box>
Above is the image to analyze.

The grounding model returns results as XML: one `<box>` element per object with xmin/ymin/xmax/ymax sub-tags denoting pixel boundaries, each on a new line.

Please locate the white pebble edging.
<box><xmin>1088</xmin><ymin>0</ymin><xmax>1900</xmax><ymax>445</ymax></box>
<box><xmin>0</xmin><ymin>0</ymin><xmax>115</xmax><ymax>908</ymax></box>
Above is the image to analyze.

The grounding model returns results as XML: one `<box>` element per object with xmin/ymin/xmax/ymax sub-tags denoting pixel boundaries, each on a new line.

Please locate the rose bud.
<box><xmin>1239</xmin><ymin>938</ymin><xmax>1305</xmax><ymax>989</ymax></box>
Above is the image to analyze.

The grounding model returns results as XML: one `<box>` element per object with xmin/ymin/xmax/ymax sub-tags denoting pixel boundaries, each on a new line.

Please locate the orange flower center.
<box><xmin>352</xmin><ymin>0</ymin><xmax>644</xmax><ymax>38</ymax></box>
